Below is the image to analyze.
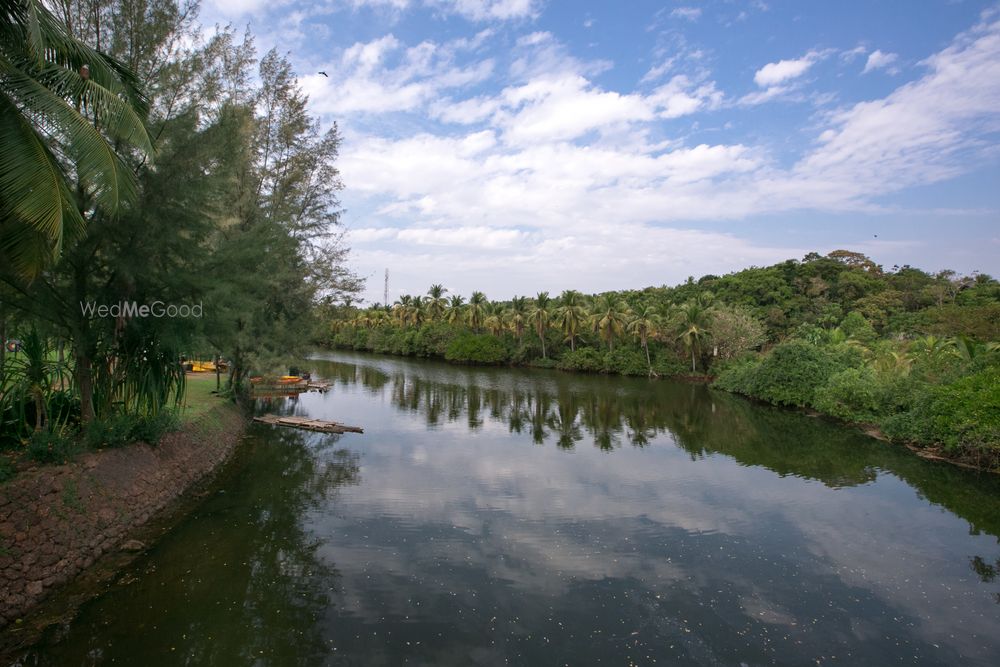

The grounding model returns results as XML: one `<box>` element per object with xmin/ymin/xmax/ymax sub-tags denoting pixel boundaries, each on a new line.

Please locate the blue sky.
<box><xmin>200</xmin><ymin>0</ymin><xmax>1000</xmax><ymax>303</ymax></box>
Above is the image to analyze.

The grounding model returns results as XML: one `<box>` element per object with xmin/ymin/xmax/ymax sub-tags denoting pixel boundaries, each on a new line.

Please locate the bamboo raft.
<box><xmin>253</xmin><ymin>414</ymin><xmax>363</xmax><ymax>434</ymax></box>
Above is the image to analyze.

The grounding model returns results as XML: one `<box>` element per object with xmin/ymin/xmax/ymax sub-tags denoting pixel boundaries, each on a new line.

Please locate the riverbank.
<box><xmin>321</xmin><ymin>343</ymin><xmax>999</xmax><ymax>473</ymax></box>
<box><xmin>0</xmin><ymin>376</ymin><xmax>247</xmax><ymax>631</ymax></box>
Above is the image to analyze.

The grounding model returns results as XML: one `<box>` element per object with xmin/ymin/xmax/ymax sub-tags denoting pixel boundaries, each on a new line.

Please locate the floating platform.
<box><xmin>253</xmin><ymin>414</ymin><xmax>363</xmax><ymax>434</ymax></box>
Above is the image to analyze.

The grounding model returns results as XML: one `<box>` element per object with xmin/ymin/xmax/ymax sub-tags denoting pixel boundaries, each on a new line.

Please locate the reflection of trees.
<box><xmin>33</xmin><ymin>428</ymin><xmax>361</xmax><ymax>665</ymax></box>
<box><xmin>307</xmin><ymin>357</ymin><xmax>1000</xmax><ymax>539</ymax></box>
<box><xmin>970</xmin><ymin>556</ymin><xmax>1000</xmax><ymax>604</ymax></box>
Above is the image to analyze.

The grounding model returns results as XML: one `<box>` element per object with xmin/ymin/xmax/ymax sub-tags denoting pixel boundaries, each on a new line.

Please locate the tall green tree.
<box><xmin>0</xmin><ymin>0</ymin><xmax>153</xmax><ymax>279</ymax></box>
<box><xmin>529</xmin><ymin>292</ymin><xmax>552</xmax><ymax>359</ymax></box>
<box><xmin>627</xmin><ymin>303</ymin><xmax>659</xmax><ymax>374</ymax></box>
<box><xmin>556</xmin><ymin>290</ymin><xmax>587</xmax><ymax>352</ymax></box>
<box><xmin>467</xmin><ymin>291</ymin><xmax>487</xmax><ymax>332</ymax></box>
<box><xmin>675</xmin><ymin>301</ymin><xmax>712</xmax><ymax>373</ymax></box>
<box><xmin>591</xmin><ymin>294</ymin><xmax>629</xmax><ymax>351</ymax></box>
<box><xmin>426</xmin><ymin>284</ymin><xmax>447</xmax><ymax>321</ymax></box>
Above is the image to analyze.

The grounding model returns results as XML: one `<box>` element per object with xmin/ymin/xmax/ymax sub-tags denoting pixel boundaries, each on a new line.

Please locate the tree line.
<box><xmin>325</xmin><ymin>251</ymin><xmax>1000</xmax><ymax>468</ymax></box>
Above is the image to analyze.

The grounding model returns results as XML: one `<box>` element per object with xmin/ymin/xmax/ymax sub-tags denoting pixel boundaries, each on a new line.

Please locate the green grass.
<box><xmin>179</xmin><ymin>374</ymin><xmax>227</xmax><ymax>424</ymax></box>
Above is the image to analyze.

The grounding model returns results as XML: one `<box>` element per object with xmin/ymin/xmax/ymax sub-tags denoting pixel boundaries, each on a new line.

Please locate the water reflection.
<box><xmin>313</xmin><ymin>355</ymin><xmax>1000</xmax><ymax>534</ymax></box>
<box><xmin>20</xmin><ymin>429</ymin><xmax>360</xmax><ymax>666</ymax></box>
<box><xmin>13</xmin><ymin>351</ymin><xmax>1000</xmax><ymax>666</ymax></box>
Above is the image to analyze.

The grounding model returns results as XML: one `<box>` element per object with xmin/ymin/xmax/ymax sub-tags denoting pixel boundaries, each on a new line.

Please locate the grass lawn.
<box><xmin>179</xmin><ymin>373</ymin><xmax>227</xmax><ymax>423</ymax></box>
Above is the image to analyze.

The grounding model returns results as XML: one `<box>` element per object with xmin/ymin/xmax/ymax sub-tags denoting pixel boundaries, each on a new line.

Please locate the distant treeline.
<box><xmin>321</xmin><ymin>251</ymin><xmax>1000</xmax><ymax>469</ymax></box>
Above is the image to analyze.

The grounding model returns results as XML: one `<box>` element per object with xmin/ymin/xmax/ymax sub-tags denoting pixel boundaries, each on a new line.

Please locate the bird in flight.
<box><xmin>318</xmin><ymin>71</ymin><xmax>328</xmax><ymax>77</ymax></box>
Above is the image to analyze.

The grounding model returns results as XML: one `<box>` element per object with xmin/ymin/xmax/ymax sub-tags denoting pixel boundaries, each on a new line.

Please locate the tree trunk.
<box><xmin>570</xmin><ymin>336</ymin><xmax>575</xmax><ymax>352</ymax></box>
<box><xmin>644</xmin><ymin>339</ymin><xmax>651</xmax><ymax>374</ymax></box>
<box><xmin>539</xmin><ymin>328</ymin><xmax>546</xmax><ymax>359</ymax></box>
<box><xmin>77</xmin><ymin>352</ymin><xmax>95</xmax><ymax>424</ymax></box>
<box><xmin>691</xmin><ymin>349</ymin><xmax>696</xmax><ymax>374</ymax></box>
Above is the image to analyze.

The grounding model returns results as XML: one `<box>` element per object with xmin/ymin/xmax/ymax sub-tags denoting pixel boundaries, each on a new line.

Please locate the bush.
<box><xmin>603</xmin><ymin>347</ymin><xmax>650</xmax><ymax>376</ymax></box>
<box><xmin>444</xmin><ymin>334</ymin><xmax>508</xmax><ymax>365</ymax></box>
<box><xmin>84</xmin><ymin>411</ymin><xmax>178</xmax><ymax>449</ymax></box>
<box><xmin>26</xmin><ymin>428</ymin><xmax>79</xmax><ymax>464</ymax></box>
<box><xmin>886</xmin><ymin>367</ymin><xmax>1000</xmax><ymax>459</ymax></box>
<box><xmin>85</xmin><ymin>414</ymin><xmax>139</xmax><ymax>449</ymax></box>
<box><xmin>413</xmin><ymin>322</ymin><xmax>459</xmax><ymax>358</ymax></box>
<box><xmin>814</xmin><ymin>367</ymin><xmax>883</xmax><ymax>422</ymax></box>
<box><xmin>713</xmin><ymin>340</ymin><xmax>859</xmax><ymax>407</ymax></box>
<box><xmin>131</xmin><ymin>411</ymin><xmax>180</xmax><ymax>445</ymax></box>
<box><xmin>557</xmin><ymin>347</ymin><xmax>604</xmax><ymax>372</ymax></box>
<box><xmin>713</xmin><ymin>355</ymin><xmax>761</xmax><ymax>393</ymax></box>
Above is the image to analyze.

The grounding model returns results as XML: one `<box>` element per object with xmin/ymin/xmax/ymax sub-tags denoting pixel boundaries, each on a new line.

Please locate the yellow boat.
<box><xmin>190</xmin><ymin>360</ymin><xmax>216</xmax><ymax>372</ymax></box>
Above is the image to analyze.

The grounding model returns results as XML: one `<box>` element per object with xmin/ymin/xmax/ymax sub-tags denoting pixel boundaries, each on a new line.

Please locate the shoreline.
<box><xmin>321</xmin><ymin>344</ymin><xmax>998</xmax><ymax>474</ymax></box>
<box><xmin>0</xmin><ymin>393</ymin><xmax>248</xmax><ymax>647</ymax></box>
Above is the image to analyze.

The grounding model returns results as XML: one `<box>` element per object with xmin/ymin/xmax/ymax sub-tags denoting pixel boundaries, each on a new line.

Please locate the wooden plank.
<box><xmin>253</xmin><ymin>413</ymin><xmax>364</xmax><ymax>435</ymax></box>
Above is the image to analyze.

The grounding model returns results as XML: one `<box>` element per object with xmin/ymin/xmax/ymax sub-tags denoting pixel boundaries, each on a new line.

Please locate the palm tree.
<box><xmin>467</xmin><ymin>291</ymin><xmax>487</xmax><ymax>332</ymax></box>
<box><xmin>556</xmin><ymin>290</ymin><xmax>587</xmax><ymax>351</ymax></box>
<box><xmin>591</xmin><ymin>294</ymin><xmax>629</xmax><ymax>351</ymax></box>
<box><xmin>0</xmin><ymin>0</ymin><xmax>153</xmax><ymax>278</ymax></box>
<box><xmin>627</xmin><ymin>303</ymin><xmax>660</xmax><ymax>375</ymax></box>
<box><xmin>445</xmin><ymin>294</ymin><xmax>466</xmax><ymax>325</ymax></box>
<box><xmin>407</xmin><ymin>296</ymin><xmax>425</xmax><ymax>327</ymax></box>
<box><xmin>675</xmin><ymin>300</ymin><xmax>712</xmax><ymax>373</ymax></box>
<box><xmin>484</xmin><ymin>302</ymin><xmax>505</xmax><ymax>337</ymax></box>
<box><xmin>426</xmin><ymin>284</ymin><xmax>447</xmax><ymax>321</ymax></box>
<box><xmin>529</xmin><ymin>292</ymin><xmax>552</xmax><ymax>358</ymax></box>
<box><xmin>507</xmin><ymin>296</ymin><xmax>528</xmax><ymax>344</ymax></box>
<box><xmin>392</xmin><ymin>295</ymin><xmax>412</xmax><ymax>326</ymax></box>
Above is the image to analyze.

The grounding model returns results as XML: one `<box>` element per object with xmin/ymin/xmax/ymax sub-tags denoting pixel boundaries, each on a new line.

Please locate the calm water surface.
<box><xmin>14</xmin><ymin>351</ymin><xmax>1000</xmax><ymax>665</ymax></box>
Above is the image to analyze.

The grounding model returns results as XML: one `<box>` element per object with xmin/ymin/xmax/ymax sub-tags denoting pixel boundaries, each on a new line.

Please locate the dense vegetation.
<box><xmin>0</xmin><ymin>0</ymin><xmax>359</xmax><ymax>468</ymax></box>
<box><xmin>324</xmin><ymin>252</ymin><xmax>1000</xmax><ymax>468</ymax></box>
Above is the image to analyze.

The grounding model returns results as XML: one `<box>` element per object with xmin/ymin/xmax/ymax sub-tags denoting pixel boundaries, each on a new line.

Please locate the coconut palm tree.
<box><xmin>529</xmin><ymin>292</ymin><xmax>552</xmax><ymax>358</ymax></box>
<box><xmin>556</xmin><ymin>290</ymin><xmax>587</xmax><ymax>351</ymax></box>
<box><xmin>392</xmin><ymin>295</ymin><xmax>412</xmax><ymax>326</ymax></box>
<box><xmin>426</xmin><ymin>284</ymin><xmax>447</xmax><ymax>321</ymax></box>
<box><xmin>484</xmin><ymin>302</ymin><xmax>505</xmax><ymax>337</ymax></box>
<box><xmin>407</xmin><ymin>296</ymin><xmax>425</xmax><ymax>327</ymax></box>
<box><xmin>0</xmin><ymin>0</ymin><xmax>153</xmax><ymax>278</ymax></box>
<box><xmin>467</xmin><ymin>291</ymin><xmax>487</xmax><ymax>332</ymax></box>
<box><xmin>675</xmin><ymin>300</ymin><xmax>712</xmax><ymax>373</ymax></box>
<box><xmin>507</xmin><ymin>295</ymin><xmax>528</xmax><ymax>344</ymax></box>
<box><xmin>591</xmin><ymin>294</ymin><xmax>629</xmax><ymax>351</ymax></box>
<box><xmin>627</xmin><ymin>303</ymin><xmax>660</xmax><ymax>375</ymax></box>
<box><xmin>445</xmin><ymin>294</ymin><xmax>466</xmax><ymax>325</ymax></box>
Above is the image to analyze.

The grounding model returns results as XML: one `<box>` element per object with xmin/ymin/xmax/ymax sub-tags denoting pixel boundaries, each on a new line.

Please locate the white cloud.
<box><xmin>862</xmin><ymin>49</ymin><xmax>900</xmax><ymax>74</ymax></box>
<box><xmin>430</xmin><ymin>0</ymin><xmax>540</xmax><ymax>21</ymax></box>
<box><xmin>753</xmin><ymin>50</ymin><xmax>824</xmax><ymax>87</ymax></box>
<box><xmin>347</xmin><ymin>0</ymin><xmax>539</xmax><ymax>20</ymax></box>
<box><xmin>794</xmin><ymin>14</ymin><xmax>1000</xmax><ymax>198</ymax></box>
<box><xmin>302</xmin><ymin>34</ymin><xmax>494</xmax><ymax>114</ymax></box>
<box><xmin>670</xmin><ymin>7</ymin><xmax>702</xmax><ymax>21</ymax></box>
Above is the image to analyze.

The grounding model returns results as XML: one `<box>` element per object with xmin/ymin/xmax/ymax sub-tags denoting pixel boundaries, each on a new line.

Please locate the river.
<box><xmin>14</xmin><ymin>351</ymin><xmax>1000</xmax><ymax>665</ymax></box>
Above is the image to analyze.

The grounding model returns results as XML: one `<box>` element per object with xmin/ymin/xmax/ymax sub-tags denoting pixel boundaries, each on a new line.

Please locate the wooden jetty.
<box><xmin>253</xmin><ymin>414</ymin><xmax>363</xmax><ymax>434</ymax></box>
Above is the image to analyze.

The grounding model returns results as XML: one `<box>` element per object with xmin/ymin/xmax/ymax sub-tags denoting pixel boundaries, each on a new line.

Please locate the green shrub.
<box><xmin>603</xmin><ymin>347</ymin><xmax>650</xmax><ymax>376</ymax></box>
<box><xmin>413</xmin><ymin>322</ymin><xmax>458</xmax><ymax>357</ymax></box>
<box><xmin>131</xmin><ymin>411</ymin><xmax>180</xmax><ymax>445</ymax></box>
<box><xmin>652</xmin><ymin>351</ymin><xmax>688</xmax><ymax>377</ymax></box>
<box><xmin>814</xmin><ymin>367</ymin><xmax>883</xmax><ymax>422</ymax></box>
<box><xmin>86</xmin><ymin>411</ymin><xmax>180</xmax><ymax>448</ymax></box>
<box><xmin>557</xmin><ymin>348</ymin><xmax>604</xmax><ymax>372</ymax></box>
<box><xmin>26</xmin><ymin>428</ymin><xmax>79</xmax><ymax>464</ymax></box>
<box><xmin>714</xmin><ymin>340</ymin><xmax>859</xmax><ymax>407</ymax></box>
<box><xmin>713</xmin><ymin>355</ymin><xmax>761</xmax><ymax>393</ymax></box>
<box><xmin>888</xmin><ymin>367</ymin><xmax>1000</xmax><ymax>458</ymax></box>
<box><xmin>444</xmin><ymin>334</ymin><xmax>508</xmax><ymax>365</ymax></box>
<box><xmin>85</xmin><ymin>414</ymin><xmax>138</xmax><ymax>449</ymax></box>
